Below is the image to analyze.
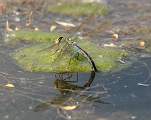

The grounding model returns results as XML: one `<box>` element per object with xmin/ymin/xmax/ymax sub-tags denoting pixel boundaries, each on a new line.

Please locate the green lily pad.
<box><xmin>12</xmin><ymin>39</ymin><xmax>128</xmax><ymax>73</ymax></box>
<box><xmin>8</xmin><ymin>30</ymin><xmax>61</xmax><ymax>43</ymax></box>
<box><xmin>48</xmin><ymin>3</ymin><xmax>108</xmax><ymax>16</ymax></box>
<box><xmin>8</xmin><ymin>30</ymin><xmax>129</xmax><ymax>73</ymax></box>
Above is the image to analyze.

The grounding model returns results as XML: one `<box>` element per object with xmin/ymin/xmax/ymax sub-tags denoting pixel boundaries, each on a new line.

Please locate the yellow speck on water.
<box><xmin>112</xmin><ymin>33</ymin><xmax>119</xmax><ymax>40</ymax></box>
<box><xmin>61</xmin><ymin>105</ymin><xmax>78</xmax><ymax>111</ymax></box>
<box><xmin>139</xmin><ymin>41</ymin><xmax>145</xmax><ymax>48</ymax></box>
<box><xmin>15</xmin><ymin>27</ymin><xmax>19</xmax><ymax>31</ymax></box>
<box><xmin>34</xmin><ymin>27</ymin><xmax>39</xmax><ymax>31</ymax></box>
<box><xmin>5</xmin><ymin>83</ymin><xmax>15</xmax><ymax>88</ymax></box>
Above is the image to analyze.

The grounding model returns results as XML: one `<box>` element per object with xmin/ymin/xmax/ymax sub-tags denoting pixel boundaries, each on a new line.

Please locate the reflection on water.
<box><xmin>0</xmin><ymin>68</ymin><xmax>109</xmax><ymax>120</ymax></box>
<box><xmin>34</xmin><ymin>73</ymin><xmax>108</xmax><ymax>119</ymax></box>
<box><xmin>0</xmin><ymin>56</ymin><xmax>151</xmax><ymax>120</ymax></box>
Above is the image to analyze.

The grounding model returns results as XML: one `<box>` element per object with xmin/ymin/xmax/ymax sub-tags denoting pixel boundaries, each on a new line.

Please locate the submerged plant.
<box><xmin>48</xmin><ymin>3</ymin><xmax>108</xmax><ymax>16</ymax></box>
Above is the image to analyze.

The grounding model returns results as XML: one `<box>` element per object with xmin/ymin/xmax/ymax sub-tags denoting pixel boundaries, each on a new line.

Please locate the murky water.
<box><xmin>0</xmin><ymin>0</ymin><xmax>151</xmax><ymax>120</ymax></box>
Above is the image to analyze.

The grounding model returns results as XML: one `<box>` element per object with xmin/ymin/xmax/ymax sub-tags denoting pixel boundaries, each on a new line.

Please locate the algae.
<box><xmin>8</xmin><ymin>30</ymin><xmax>129</xmax><ymax>73</ymax></box>
<box><xmin>9</xmin><ymin>30</ymin><xmax>61</xmax><ymax>43</ymax></box>
<box><xmin>12</xmin><ymin>39</ymin><xmax>128</xmax><ymax>73</ymax></box>
<box><xmin>48</xmin><ymin>3</ymin><xmax>108</xmax><ymax>16</ymax></box>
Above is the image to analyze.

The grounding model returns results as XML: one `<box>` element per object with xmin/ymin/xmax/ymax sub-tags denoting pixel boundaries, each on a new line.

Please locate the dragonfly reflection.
<box><xmin>34</xmin><ymin>73</ymin><xmax>109</xmax><ymax>112</ymax></box>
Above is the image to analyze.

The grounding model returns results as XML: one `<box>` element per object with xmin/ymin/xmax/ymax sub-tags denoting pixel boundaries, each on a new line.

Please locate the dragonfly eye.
<box><xmin>55</xmin><ymin>36</ymin><xmax>64</xmax><ymax>44</ymax></box>
<box><xmin>58</xmin><ymin>37</ymin><xmax>64</xmax><ymax>41</ymax></box>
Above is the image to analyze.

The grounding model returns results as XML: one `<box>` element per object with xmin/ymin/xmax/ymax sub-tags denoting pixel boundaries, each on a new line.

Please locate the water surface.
<box><xmin>0</xmin><ymin>0</ymin><xmax>151</xmax><ymax>120</ymax></box>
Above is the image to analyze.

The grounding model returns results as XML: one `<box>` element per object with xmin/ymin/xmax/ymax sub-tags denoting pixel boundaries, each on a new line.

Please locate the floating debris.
<box><xmin>34</xmin><ymin>27</ymin><xmax>39</xmax><ymax>31</ymax></box>
<box><xmin>15</xmin><ymin>27</ymin><xmax>19</xmax><ymax>31</ymax></box>
<box><xmin>55</xmin><ymin>21</ymin><xmax>76</xmax><ymax>27</ymax></box>
<box><xmin>112</xmin><ymin>33</ymin><xmax>119</xmax><ymax>40</ymax></box>
<box><xmin>103</xmin><ymin>43</ymin><xmax>117</xmax><ymax>47</ymax></box>
<box><xmin>118</xmin><ymin>59</ymin><xmax>126</xmax><ymax>64</ymax></box>
<box><xmin>130</xmin><ymin>115</ymin><xmax>137</xmax><ymax>120</ymax></box>
<box><xmin>6</xmin><ymin>21</ymin><xmax>13</xmax><ymax>32</ymax></box>
<box><xmin>5</xmin><ymin>83</ymin><xmax>15</xmax><ymax>88</ymax></box>
<box><xmin>60</xmin><ymin>105</ymin><xmax>78</xmax><ymax>111</ymax></box>
<box><xmin>139</xmin><ymin>41</ymin><xmax>145</xmax><ymax>48</ymax></box>
<box><xmin>50</xmin><ymin>25</ymin><xmax>57</xmax><ymax>32</ymax></box>
<box><xmin>137</xmin><ymin>83</ymin><xmax>150</xmax><ymax>87</ymax></box>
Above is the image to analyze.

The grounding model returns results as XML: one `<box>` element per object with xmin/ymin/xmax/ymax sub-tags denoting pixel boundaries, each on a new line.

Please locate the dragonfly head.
<box><xmin>55</xmin><ymin>36</ymin><xmax>64</xmax><ymax>44</ymax></box>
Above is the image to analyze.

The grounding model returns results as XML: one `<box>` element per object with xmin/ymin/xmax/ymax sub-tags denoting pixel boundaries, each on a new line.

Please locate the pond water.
<box><xmin>0</xmin><ymin>0</ymin><xmax>151</xmax><ymax>120</ymax></box>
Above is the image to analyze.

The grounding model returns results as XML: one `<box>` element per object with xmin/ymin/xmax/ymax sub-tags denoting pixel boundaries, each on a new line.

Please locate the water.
<box><xmin>0</xmin><ymin>0</ymin><xmax>151</xmax><ymax>120</ymax></box>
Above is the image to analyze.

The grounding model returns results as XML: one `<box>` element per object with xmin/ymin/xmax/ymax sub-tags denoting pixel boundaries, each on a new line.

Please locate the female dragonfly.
<box><xmin>40</xmin><ymin>36</ymin><xmax>98</xmax><ymax>87</ymax></box>
<box><xmin>45</xmin><ymin>36</ymin><xmax>98</xmax><ymax>72</ymax></box>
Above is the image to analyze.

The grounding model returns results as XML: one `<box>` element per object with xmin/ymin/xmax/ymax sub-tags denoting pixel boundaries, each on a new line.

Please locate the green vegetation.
<box><xmin>7</xmin><ymin>30</ymin><xmax>129</xmax><ymax>73</ymax></box>
<box><xmin>12</xmin><ymin>39</ymin><xmax>128</xmax><ymax>73</ymax></box>
<box><xmin>12</xmin><ymin>43</ymin><xmax>91</xmax><ymax>72</ymax></box>
<box><xmin>78</xmin><ymin>40</ymin><xmax>128</xmax><ymax>72</ymax></box>
<box><xmin>48</xmin><ymin>3</ymin><xmax>108</xmax><ymax>16</ymax></box>
<box><xmin>9</xmin><ymin>30</ymin><xmax>61</xmax><ymax>43</ymax></box>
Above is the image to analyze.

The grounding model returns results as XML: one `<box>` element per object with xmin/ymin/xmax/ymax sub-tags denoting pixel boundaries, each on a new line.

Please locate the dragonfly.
<box><xmin>41</xmin><ymin>36</ymin><xmax>98</xmax><ymax>72</ymax></box>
